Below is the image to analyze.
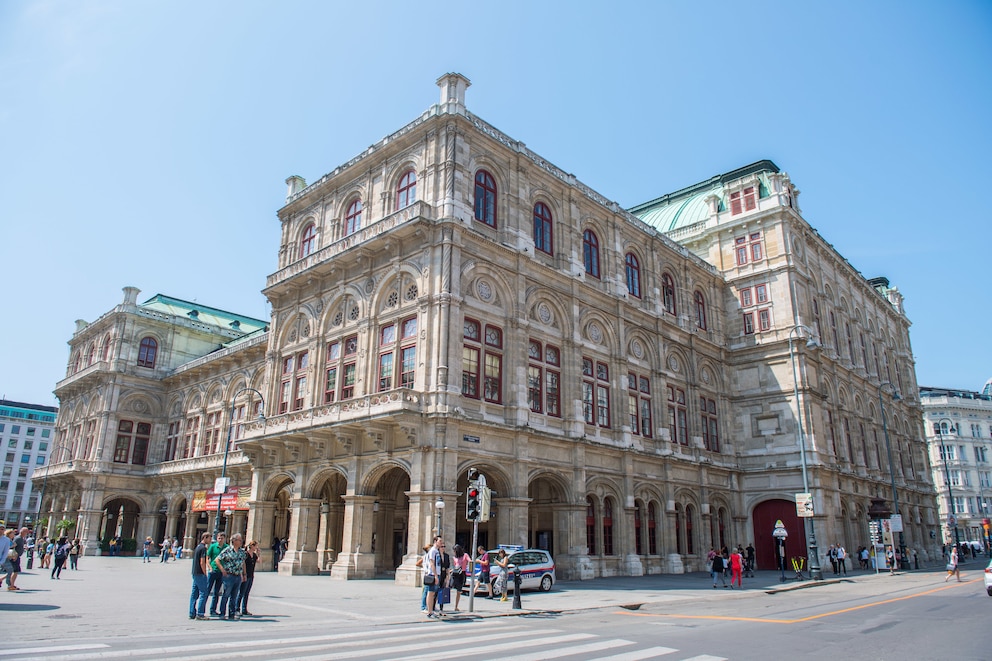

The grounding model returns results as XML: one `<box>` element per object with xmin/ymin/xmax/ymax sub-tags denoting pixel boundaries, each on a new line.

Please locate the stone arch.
<box><xmin>526</xmin><ymin>470</ymin><xmax>573</xmax><ymax>559</ymax></box>
<box><xmin>100</xmin><ymin>496</ymin><xmax>144</xmax><ymax>546</ymax></box>
<box><xmin>577</xmin><ymin>310</ymin><xmax>618</xmax><ymax>353</ymax></box>
<box><xmin>370</xmin><ymin>265</ymin><xmax>424</xmax><ymax>315</ymax></box>
<box><xmin>751</xmin><ymin>497</ymin><xmax>807</xmax><ymax>571</ymax></box>
<box><xmin>461</xmin><ymin>261</ymin><xmax>514</xmax><ymax>315</ymax></box>
<box><xmin>625</xmin><ymin>328</ymin><xmax>659</xmax><ymax>370</ymax></box>
<box><xmin>525</xmin><ymin>289</ymin><xmax>571</xmax><ymax>336</ymax></box>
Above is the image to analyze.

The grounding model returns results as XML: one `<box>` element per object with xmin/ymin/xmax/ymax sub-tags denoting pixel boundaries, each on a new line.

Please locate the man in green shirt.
<box><xmin>206</xmin><ymin>532</ymin><xmax>228</xmax><ymax>617</ymax></box>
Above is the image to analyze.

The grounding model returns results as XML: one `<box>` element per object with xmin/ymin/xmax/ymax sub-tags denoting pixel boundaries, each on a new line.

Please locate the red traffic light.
<box><xmin>468</xmin><ymin>488</ymin><xmax>479</xmax><ymax>498</ymax></box>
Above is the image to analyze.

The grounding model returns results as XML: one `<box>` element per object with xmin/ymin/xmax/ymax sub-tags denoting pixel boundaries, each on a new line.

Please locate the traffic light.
<box><xmin>480</xmin><ymin>486</ymin><xmax>492</xmax><ymax>522</ymax></box>
<box><xmin>466</xmin><ymin>484</ymin><xmax>481</xmax><ymax>521</ymax></box>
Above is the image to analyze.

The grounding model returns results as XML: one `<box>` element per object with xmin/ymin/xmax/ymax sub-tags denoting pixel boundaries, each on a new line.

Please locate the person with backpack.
<box><xmin>711</xmin><ymin>549</ymin><xmax>727</xmax><ymax>587</ymax></box>
<box><xmin>51</xmin><ymin>536</ymin><xmax>71</xmax><ymax>579</ymax></box>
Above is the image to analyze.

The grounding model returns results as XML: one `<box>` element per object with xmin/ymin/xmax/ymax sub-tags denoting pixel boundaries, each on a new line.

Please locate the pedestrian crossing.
<box><xmin>4</xmin><ymin>620</ymin><xmax>728</xmax><ymax>661</ymax></box>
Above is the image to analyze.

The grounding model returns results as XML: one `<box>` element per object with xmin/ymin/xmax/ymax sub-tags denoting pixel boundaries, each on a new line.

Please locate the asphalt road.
<box><xmin>1</xmin><ymin>556</ymin><xmax>988</xmax><ymax>660</ymax></box>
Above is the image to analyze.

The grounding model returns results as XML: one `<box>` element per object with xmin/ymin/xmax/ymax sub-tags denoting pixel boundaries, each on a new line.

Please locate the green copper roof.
<box><xmin>629</xmin><ymin>160</ymin><xmax>780</xmax><ymax>233</ymax></box>
<box><xmin>139</xmin><ymin>294</ymin><xmax>268</xmax><ymax>334</ymax></box>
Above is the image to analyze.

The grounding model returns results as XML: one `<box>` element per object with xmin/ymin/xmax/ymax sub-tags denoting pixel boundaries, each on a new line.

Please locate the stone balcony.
<box><xmin>245</xmin><ymin>389</ymin><xmax>425</xmax><ymax>437</ymax></box>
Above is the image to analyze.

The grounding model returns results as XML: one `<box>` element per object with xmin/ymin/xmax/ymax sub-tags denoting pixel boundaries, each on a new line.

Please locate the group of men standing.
<box><xmin>188</xmin><ymin>531</ymin><xmax>259</xmax><ymax>620</ymax></box>
<box><xmin>827</xmin><ymin>544</ymin><xmax>848</xmax><ymax>575</ymax></box>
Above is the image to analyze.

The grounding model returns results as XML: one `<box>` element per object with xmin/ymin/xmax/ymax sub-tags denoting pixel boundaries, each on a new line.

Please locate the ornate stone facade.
<box><xmin>38</xmin><ymin>74</ymin><xmax>940</xmax><ymax>579</ymax></box>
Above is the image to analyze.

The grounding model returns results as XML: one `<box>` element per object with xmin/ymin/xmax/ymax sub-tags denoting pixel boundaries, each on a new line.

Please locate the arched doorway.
<box><xmin>752</xmin><ymin>499</ymin><xmax>808</xmax><ymax>570</ymax></box>
<box><xmin>310</xmin><ymin>471</ymin><xmax>348</xmax><ymax>572</ymax></box>
<box><xmin>528</xmin><ymin>474</ymin><xmax>569</xmax><ymax>558</ymax></box>
<box><xmin>102</xmin><ymin>497</ymin><xmax>142</xmax><ymax>552</ymax></box>
<box><xmin>368</xmin><ymin>466</ymin><xmax>410</xmax><ymax>574</ymax></box>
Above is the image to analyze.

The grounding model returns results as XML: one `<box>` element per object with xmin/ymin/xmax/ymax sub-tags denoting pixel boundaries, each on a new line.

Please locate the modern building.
<box><xmin>37</xmin><ymin>74</ymin><xmax>939</xmax><ymax>579</ymax></box>
<box><xmin>1</xmin><ymin>399</ymin><xmax>58</xmax><ymax>530</ymax></box>
<box><xmin>920</xmin><ymin>382</ymin><xmax>992</xmax><ymax>550</ymax></box>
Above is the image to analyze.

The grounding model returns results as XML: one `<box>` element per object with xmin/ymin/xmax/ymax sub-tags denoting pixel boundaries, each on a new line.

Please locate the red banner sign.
<box><xmin>192</xmin><ymin>486</ymin><xmax>250</xmax><ymax>512</ymax></box>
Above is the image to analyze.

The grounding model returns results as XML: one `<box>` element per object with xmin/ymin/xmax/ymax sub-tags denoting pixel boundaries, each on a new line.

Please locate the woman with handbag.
<box><xmin>450</xmin><ymin>544</ymin><xmax>469</xmax><ymax>612</ymax></box>
<box><xmin>944</xmin><ymin>546</ymin><xmax>961</xmax><ymax>582</ymax></box>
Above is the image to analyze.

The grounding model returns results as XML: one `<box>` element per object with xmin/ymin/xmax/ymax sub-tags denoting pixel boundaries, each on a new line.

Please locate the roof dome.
<box><xmin>983</xmin><ymin>378</ymin><xmax>992</xmax><ymax>398</ymax></box>
<box><xmin>636</xmin><ymin>188</ymin><xmax>718</xmax><ymax>232</ymax></box>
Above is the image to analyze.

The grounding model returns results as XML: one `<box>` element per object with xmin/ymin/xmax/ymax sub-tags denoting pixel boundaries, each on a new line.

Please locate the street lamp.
<box><xmin>33</xmin><ymin>439</ymin><xmax>73</xmax><ymax>540</ymax></box>
<box><xmin>772</xmin><ymin>519</ymin><xmax>788</xmax><ymax>582</ymax></box>
<box><xmin>878</xmin><ymin>382</ymin><xmax>907</xmax><ymax>569</ymax></box>
<box><xmin>434</xmin><ymin>498</ymin><xmax>445</xmax><ymax>538</ymax></box>
<box><xmin>788</xmin><ymin>324</ymin><xmax>823</xmax><ymax>580</ymax></box>
<box><xmin>213</xmin><ymin>388</ymin><xmax>265</xmax><ymax>538</ymax></box>
<box><xmin>934</xmin><ymin>418</ymin><xmax>962</xmax><ymax>551</ymax></box>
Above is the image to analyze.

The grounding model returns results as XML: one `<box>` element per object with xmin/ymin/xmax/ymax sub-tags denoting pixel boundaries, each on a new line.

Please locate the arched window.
<box><xmin>71</xmin><ymin>352</ymin><xmax>80</xmax><ymax>374</ymax></box>
<box><xmin>344</xmin><ymin>199</ymin><xmax>362</xmax><ymax>236</ymax></box>
<box><xmin>694</xmin><ymin>291</ymin><xmax>707</xmax><ymax>330</ymax></box>
<box><xmin>299</xmin><ymin>223</ymin><xmax>316</xmax><ymax>259</ymax></box>
<box><xmin>586</xmin><ymin>496</ymin><xmax>597</xmax><ymax>555</ymax></box>
<box><xmin>583</xmin><ymin>229</ymin><xmax>600</xmax><ymax>278</ymax></box>
<box><xmin>533</xmin><ymin>202</ymin><xmax>553</xmax><ymax>255</ymax></box>
<box><xmin>396</xmin><ymin>170</ymin><xmax>416</xmax><ymax>210</ymax></box>
<box><xmin>137</xmin><ymin>337</ymin><xmax>158</xmax><ymax>368</ymax></box>
<box><xmin>634</xmin><ymin>500</ymin><xmax>643</xmax><ymax>555</ymax></box>
<box><xmin>647</xmin><ymin>502</ymin><xmax>658</xmax><ymax>555</ymax></box>
<box><xmin>685</xmin><ymin>503</ymin><xmax>696</xmax><ymax>555</ymax></box>
<box><xmin>662</xmin><ymin>273</ymin><xmax>676</xmax><ymax>315</ymax></box>
<box><xmin>674</xmin><ymin>503</ymin><xmax>684</xmax><ymax>554</ymax></box>
<box><xmin>86</xmin><ymin>343</ymin><xmax>95</xmax><ymax>366</ymax></box>
<box><xmin>474</xmin><ymin>170</ymin><xmax>497</xmax><ymax>227</ymax></box>
<box><xmin>625</xmin><ymin>253</ymin><xmax>641</xmax><ymax>298</ymax></box>
<box><xmin>101</xmin><ymin>334</ymin><xmax>112</xmax><ymax>361</ymax></box>
<box><xmin>603</xmin><ymin>497</ymin><xmax>615</xmax><ymax>555</ymax></box>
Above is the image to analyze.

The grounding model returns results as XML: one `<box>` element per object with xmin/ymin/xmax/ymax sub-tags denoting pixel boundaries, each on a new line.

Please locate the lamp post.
<box><xmin>788</xmin><ymin>324</ymin><xmax>823</xmax><ymax>580</ymax></box>
<box><xmin>33</xmin><ymin>439</ymin><xmax>73</xmax><ymax>540</ymax></box>
<box><xmin>213</xmin><ymin>388</ymin><xmax>265</xmax><ymax>539</ymax></box>
<box><xmin>934</xmin><ymin>418</ymin><xmax>962</xmax><ymax>551</ymax></box>
<box><xmin>878</xmin><ymin>382</ymin><xmax>907</xmax><ymax>569</ymax></box>
<box><xmin>434</xmin><ymin>498</ymin><xmax>445</xmax><ymax>538</ymax></box>
<box><xmin>772</xmin><ymin>519</ymin><xmax>788</xmax><ymax>582</ymax></box>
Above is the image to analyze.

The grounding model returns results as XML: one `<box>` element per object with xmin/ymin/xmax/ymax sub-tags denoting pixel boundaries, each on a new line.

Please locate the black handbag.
<box><xmin>424</xmin><ymin>574</ymin><xmax>435</xmax><ymax>585</ymax></box>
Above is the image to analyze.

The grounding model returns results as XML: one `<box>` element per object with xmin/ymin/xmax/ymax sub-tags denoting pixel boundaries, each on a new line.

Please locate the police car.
<box><xmin>469</xmin><ymin>545</ymin><xmax>556</xmax><ymax>593</ymax></box>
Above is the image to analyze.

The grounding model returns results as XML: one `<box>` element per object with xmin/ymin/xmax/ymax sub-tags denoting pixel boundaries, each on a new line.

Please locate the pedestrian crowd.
<box><xmin>705</xmin><ymin>544</ymin><xmax>752</xmax><ymax>588</ymax></box>
<box><xmin>188</xmin><ymin>531</ymin><xmax>260</xmax><ymax>620</ymax></box>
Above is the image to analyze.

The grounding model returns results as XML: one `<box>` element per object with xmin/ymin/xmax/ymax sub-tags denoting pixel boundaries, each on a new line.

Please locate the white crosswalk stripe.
<box><xmin>6</xmin><ymin>618</ymin><xmax>728</xmax><ymax>661</ymax></box>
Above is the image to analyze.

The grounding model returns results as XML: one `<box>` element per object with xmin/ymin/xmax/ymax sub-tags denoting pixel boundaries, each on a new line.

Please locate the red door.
<box><xmin>752</xmin><ymin>499</ymin><xmax>808</xmax><ymax>570</ymax></box>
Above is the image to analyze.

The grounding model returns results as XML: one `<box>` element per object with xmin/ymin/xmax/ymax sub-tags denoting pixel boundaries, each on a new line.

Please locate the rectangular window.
<box><xmin>324</xmin><ymin>341</ymin><xmax>340</xmax><ymax>403</ymax></box>
<box><xmin>755</xmin><ymin>284</ymin><xmax>768</xmax><ymax>303</ymax></box>
<box><xmin>400</xmin><ymin>346</ymin><xmax>416</xmax><ymax>388</ymax></box>
<box><xmin>627</xmin><ymin>373</ymin><xmax>652</xmax><ymax>437</ymax></box>
<box><xmin>700</xmin><ymin>397</ymin><xmax>719</xmax><ymax>451</ymax></box>
<box><xmin>528</xmin><ymin>340</ymin><xmax>561</xmax><ymax>417</ymax></box>
<box><xmin>743</xmin><ymin>312</ymin><xmax>755</xmax><ymax>335</ymax></box>
<box><xmin>749</xmin><ymin>231</ymin><xmax>762</xmax><ymax>260</ymax></box>
<box><xmin>341</xmin><ymin>363</ymin><xmax>356</xmax><ymax>400</ymax></box>
<box><xmin>744</xmin><ymin>187</ymin><xmax>756</xmax><ymax>211</ymax></box>
<box><xmin>131</xmin><ymin>422</ymin><xmax>150</xmax><ymax>465</ymax></box>
<box><xmin>378</xmin><ymin>352</ymin><xmax>394</xmax><ymax>391</ymax></box>
<box><xmin>462</xmin><ymin>320</ymin><xmax>503</xmax><ymax>404</ymax></box>
<box><xmin>735</xmin><ymin>236</ymin><xmax>748</xmax><ymax>264</ymax></box>
<box><xmin>165</xmin><ymin>421</ymin><xmax>180</xmax><ymax>461</ymax></box>
<box><xmin>114</xmin><ymin>420</ymin><xmax>133</xmax><ymax>463</ymax></box>
<box><xmin>758</xmin><ymin>309</ymin><xmax>771</xmax><ymax>331</ymax></box>
<box><xmin>183</xmin><ymin>416</ymin><xmax>200</xmax><ymax>458</ymax></box>
<box><xmin>740</xmin><ymin>288</ymin><xmax>752</xmax><ymax>307</ymax></box>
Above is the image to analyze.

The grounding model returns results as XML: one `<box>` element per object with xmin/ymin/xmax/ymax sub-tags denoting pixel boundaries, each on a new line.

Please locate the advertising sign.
<box><xmin>889</xmin><ymin>514</ymin><xmax>903</xmax><ymax>532</ymax></box>
<box><xmin>795</xmin><ymin>493</ymin><xmax>814</xmax><ymax>518</ymax></box>
<box><xmin>192</xmin><ymin>486</ymin><xmax>250</xmax><ymax>512</ymax></box>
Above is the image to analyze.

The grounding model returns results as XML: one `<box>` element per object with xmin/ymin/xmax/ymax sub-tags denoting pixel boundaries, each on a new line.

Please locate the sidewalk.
<box><xmin>0</xmin><ymin>556</ymin><xmax>952</xmax><ymax>644</ymax></box>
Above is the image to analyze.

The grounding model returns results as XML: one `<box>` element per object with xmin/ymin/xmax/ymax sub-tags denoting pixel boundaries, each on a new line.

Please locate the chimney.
<box><xmin>285</xmin><ymin>175</ymin><xmax>306</xmax><ymax>202</ymax></box>
<box><xmin>122</xmin><ymin>286</ymin><xmax>140</xmax><ymax>306</ymax></box>
<box><xmin>436</xmin><ymin>73</ymin><xmax>471</xmax><ymax>112</ymax></box>
<box><xmin>75</xmin><ymin>319</ymin><xmax>89</xmax><ymax>332</ymax></box>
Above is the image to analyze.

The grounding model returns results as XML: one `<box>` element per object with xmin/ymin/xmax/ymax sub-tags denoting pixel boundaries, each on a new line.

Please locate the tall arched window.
<box><xmin>586</xmin><ymin>496</ymin><xmax>597</xmax><ymax>555</ymax></box>
<box><xmin>533</xmin><ymin>202</ymin><xmax>553</xmax><ymax>255</ymax></box>
<box><xmin>474</xmin><ymin>170</ymin><xmax>497</xmax><ymax>227</ymax></box>
<box><xmin>603</xmin><ymin>497</ymin><xmax>615</xmax><ymax>555</ymax></box>
<box><xmin>625</xmin><ymin>253</ymin><xmax>641</xmax><ymax>298</ymax></box>
<box><xmin>299</xmin><ymin>223</ymin><xmax>316</xmax><ymax>259</ymax></box>
<box><xmin>647</xmin><ymin>502</ymin><xmax>658</xmax><ymax>555</ymax></box>
<box><xmin>694</xmin><ymin>291</ymin><xmax>707</xmax><ymax>330</ymax></box>
<box><xmin>583</xmin><ymin>229</ymin><xmax>600</xmax><ymax>278</ymax></box>
<box><xmin>685</xmin><ymin>504</ymin><xmax>696</xmax><ymax>555</ymax></box>
<box><xmin>86</xmin><ymin>343</ymin><xmax>95</xmax><ymax>366</ymax></box>
<box><xmin>101</xmin><ymin>334</ymin><xmax>112</xmax><ymax>361</ymax></box>
<box><xmin>396</xmin><ymin>170</ymin><xmax>416</xmax><ymax>209</ymax></box>
<box><xmin>634</xmin><ymin>501</ymin><xmax>643</xmax><ymax>555</ymax></box>
<box><xmin>344</xmin><ymin>199</ymin><xmax>362</xmax><ymax>236</ymax></box>
<box><xmin>674</xmin><ymin>503</ymin><xmax>684</xmax><ymax>554</ymax></box>
<box><xmin>137</xmin><ymin>337</ymin><xmax>158</xmax><ymax>368</ymax></box>
<box><xmin>662</xmin><ymin>273</ymin><xmax>676</xmax><ymax>315</ymax></box>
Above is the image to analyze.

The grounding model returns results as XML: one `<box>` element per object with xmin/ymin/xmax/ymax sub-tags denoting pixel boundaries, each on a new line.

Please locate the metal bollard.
<box><xmin>512</xmin><ymin>566</ymin><xmax>522</xmax><ymax>609</ymax></box>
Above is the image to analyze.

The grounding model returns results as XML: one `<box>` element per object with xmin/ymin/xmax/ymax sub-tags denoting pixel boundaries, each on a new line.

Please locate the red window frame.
<box><xmin>603</xmin><ymin>498</ymin><xmax>615</xmax><ymax>556</ymax></box>
<box><xmin>582</xmin><ymin>357</ymin><xmax>610</xmax><ymax>428</ymax></box>
<box><xmin>735</xmin><ymin>236</ymin><xmax>748</xmax><ymax>264</ymax></box>
<box><xmin>396</xmin><ymin>170</ymin><xmax>416</xmax><ymax>210</ymax></box>
<box><xmin>755</xmin><ymin>283</ymin><xmax>768</xmax><ymax>303</ymax></box>
<box><xmin>474</xmin><ymin>170</ymin><xmax>497</xmax><ymax>228</ymax></box>
<box><xmin>586</xmin><ymin>497</ymin><xmax>597</xmax><ymax>555</ymax></box>
<box><xmin>182</xmin><ymin>416</ymin><xmax>199</xmax><ymax>458</ymax></box>
<box><xmin>533</xmin><ymin>202</ymin><xmax>553</xmax><ymax>255</ymax></box>
<box><xmin>668</xmin><ymin>386</ymin><xmax>687</xmax><ymax>445</ymax></box>
<box><xmin>694</xmin><ymin>291</ymin><xmax>707</xmax><ymax>330</ymax></box>
<box><xmin>700</xmin><ymin>397</ymin><xmax>719</xmax><ymax>451</ymax></box>
<box><xmin>625</xmin><ymin>253</ymin><xmax>641</xmax><ymax>298</ymax></box>
<box><xmin>165</xmin><ymin>421</ymin><xmax>180</xmax><ymax>461</ymax></box>
<box><xmin>647</xmin><ymin>502</ymin><xmax>658</xmax><ymax>555</ymax></box>
<box><xmin>634</xmin><ymin>502</ymin><xmax>642</xmax><ymax>555</ymax></box>
<box><xmin>758</xmin><ymin>309</ymin><xmax>771</xmax><ymax>331</ymax></box>
<box><xmin>662</xmin><ymin>274</ymin><xmax>676</xmax><ymax>315</ymax></box>
<box><xmin>137</xmin><ymin>337</ymin><xmax>157</xmax><ymax>368</ymax></box>
<box><xmin>750</xmin><ymin>232</ymin><xmax>763</xmax><ymax>260</ymax></box>
<box><xmin>345</xmin><ymin>199</ymin><xmax>362</xmax><ymax>236</ymax></box>
<box><xmin>203</xmin><ymin>411</ymin><xmax>222</xmax><ymax>454</ymax></box>
<box><xmin>299</xmin><ymin>223</ymin><xmax>316</xmax><ymax>259</ymax></box>
<box><xmin>743</xmin><ymin>312</ymin><xmax>755</xmax><ymax>335</ymax></box>
<box><xmin>324</xmin><ymin>341</ymin><xmax>340</xmax><ymax>403</ymax></box>
<box><xmin>628</xmin><ymin>372</ymin><xmax>652</xmax><ymax>437</ymax></box>
<box><xmin>114</xmin><ymin>420</ymin><xmax>133</xmax><ymax>463</ymax></box>
<box><xmin>483</xmin><ymin>325</ymin><xmax>503</xmax><ymax>404</ymax></box>
<box><xmin>528</xmin><ymin>340</ymin><xmax>561</xmax><ymax>417</ymax></box>
<box><xmin>740</xmin><ymin>288</ymin><xmax>753</xmax><ymax>307</ymax></box>
<box><xmin>583</xmin><ymin>229</ymin><xmax>600</xmax><ymax>278</ymax></box>
<box><xmin>341</xmin><ymin>336</ymin><xmax>358</xmax><ymax>400</ymax></box>
<box><xmin>462</xmin><ymin>318</ymin><xmax>481</xmax><ymax>399</ymax></box>
<box><xmin>131</xmin><ymin>422</ymin><xmax>150</xmax><ymax>465</ymax></box>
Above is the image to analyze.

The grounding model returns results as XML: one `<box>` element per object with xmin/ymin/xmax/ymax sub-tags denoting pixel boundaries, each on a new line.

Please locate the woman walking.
<box><xmin>69</xmin><ymin>538</ymin><xmax>81</xmax><ymax>570</ymax></box>
<box><xmin>944</xmin><ymin>545</ymin><xmax>961</xmax><ymax>582</ymax></box>
<box><xmin>51</xmin><ymin>537</ymin><xmax>70</xmax><ymax>579</ymax></box>
<box><xmin>477</xmin><ymin>546</ymin><xmax>493</xmax><ymax>599</ymax></box>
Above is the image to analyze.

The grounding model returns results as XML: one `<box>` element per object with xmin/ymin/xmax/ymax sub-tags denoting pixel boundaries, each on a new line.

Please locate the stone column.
<box><xmin>331</xmin><ymin>495</ymin><xmax>378</xmax><ymax>580</ymax></box>
<box><xmin>562</xmin><ymin>503</ymin><xmax>594</xmax><ymax>580</ymax></box>
<box><xmin>137</xmin><ymin>513</ymin><xmax>159</xmax><ymax>548</ymax></box>
<box><xmin>182</xmin><ymin>501</ymin><xmax>197</xmax><ymax>551</ymax></box>
<box><xmin>280</xmin><ymin>498</ymin><xmax>322</xmax><ymax>575</ymax></box>
<box><xmin>248</xmin><ymin>500</ymin><xmax>277</xmax><ymax>571</ymax></box>
<box><xmin>395</xmin><ymin>492</ymin><xmax>432</xmax><ymax>587</ymax></box>
<box><xmin>623</xmin><ymin>506</ymin><xmax>644</xmax><ymax>576</ymax></box>
<box><xmin>77</xmin><ymin>509</ymin><xmax>104</xmax><ymax>556</ymax></box>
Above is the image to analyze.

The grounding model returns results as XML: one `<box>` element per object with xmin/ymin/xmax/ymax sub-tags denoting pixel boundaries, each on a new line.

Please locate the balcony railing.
<box><xmin>266</xmin><ymin>201</ymin><xmax>434</xmax><ymax>289</ymax></box>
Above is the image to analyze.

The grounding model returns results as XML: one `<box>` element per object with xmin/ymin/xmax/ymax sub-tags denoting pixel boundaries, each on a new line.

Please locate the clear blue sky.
<box><xmin>2</xmin><ymin>0</ymin><xmax>990</xmax><ymax>406</ymax></box>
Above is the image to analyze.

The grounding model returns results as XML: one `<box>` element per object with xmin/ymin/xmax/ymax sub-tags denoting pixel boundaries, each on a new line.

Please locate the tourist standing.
<box><xmin>730</xmin><ymin>546</ymin><xmax>744</xmax><ymax>588</ymax></box>
<box><xmin>836</xmin><ymin>544</ymin><xmax>847</xmax><ymax>575</ymax></box>
<box><xmin>143</xmin><ymin>536</ymin><xmax>153</xmax><ymax>563</ymax></box>
<box><xmin>25</xmin><ymin>532</ymin><xmax>35</xmax><ymax>569</ymax></box>
<box><xmin>271</xmin><ymin>537</ymin><xmax>281</xmax><ymax>571</ymax></box>
<box><xmin>160</xmin><ymin>537</ymin><xmax>171</xmax><ymax>563</ymax></box>
<box><xmin>711</xmin><ymin>549</ymin><xmax>726</xmax><ymax>588</ymax></box>
<box><xmin>477</xmin><ymin>546</ymin><xmax>493</xmax><ymax>599</ymax></box>
<box><xmin>217</xmin><ymin>533</ymin><xmax>247</xmax><ymax>620</ymax></box>
<box><xmin>1</xmin><ymin>526</ymin><xmax>16</xmax><ymax>591</ymax></box>
<box><xmin>238</xmin><ymin>540</ymin><xmax>259</xmax><ymax>616</ymax></box>
<box><xmin>450</xmin><ymin>544</ymin><xmax>469</xmax><ymax>612</ymax></box>
<box><xmin>51</xmin><ymin>536</ymin><xmax>70</xmax><ymax>579</ymax></box>
<box><xmin>206</xmin><ymin>532</ymin><xmax>228</xmax><ymax>617</ymax></box>
<box><xmin>494</xmin><ymin>548</ymin><xmax>510</xmax><ymax>601</ymax></box>
<box><xmin>189</xmin><ymin>532</ymin><xmax>212</xmax><ymax>620</ymax></box>
<box><xmin>69</xmin><ymin>538</ymin><xmax>81</xmax><ymax>570</ymax></box>
<box><xmin>423</xmin><ymin>536</ymin><xmax>442</xmax><ymax>618</ymax></box>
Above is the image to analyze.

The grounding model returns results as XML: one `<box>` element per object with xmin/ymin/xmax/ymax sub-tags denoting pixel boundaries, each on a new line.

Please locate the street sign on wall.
<box><xmin>192</xmin><ymin>486</ymin><xmax>250</xmax><ymax>511</ymax></box>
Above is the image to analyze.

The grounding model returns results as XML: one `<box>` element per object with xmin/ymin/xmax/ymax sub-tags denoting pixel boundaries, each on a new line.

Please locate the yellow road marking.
<box><xmin>616</xmin><ymin>579</ymin><xmax>977</xmax><ymax>625</ymax></box>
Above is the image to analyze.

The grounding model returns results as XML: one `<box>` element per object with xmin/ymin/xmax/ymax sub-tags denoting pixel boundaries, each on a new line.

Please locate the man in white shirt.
<box><xmin>836</xmin><ymin>544</ymin><xmax>847</xmax><ymax>575</ymax></box>
<box><xmin>424</xmin><ymin>536</ymin><xmax>442</xmax><ymax>619</ymax></box>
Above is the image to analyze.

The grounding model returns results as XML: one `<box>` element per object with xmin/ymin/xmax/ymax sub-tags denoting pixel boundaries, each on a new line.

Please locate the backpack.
<box><xmin>55</xmin><ymin>544</ymin><xmax>68</xmax><ymax>560</ymax></box>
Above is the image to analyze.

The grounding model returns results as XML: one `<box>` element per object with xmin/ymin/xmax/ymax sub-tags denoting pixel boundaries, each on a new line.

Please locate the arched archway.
<box><xmin>528</xmin><ymin>473</ymin><xmax>570</xmax><ymax>558</ymax></box>
<box><xmin>102</xmin><ymin>497</ymin><xmax>142</xmax><ymax>552</ymax></box>
<box><xmin>309</xmin><ymin>470</ymin><xmax>348</xmax><ymax>572</ymax></box>
<box><xmin>361</xmin><ymin>465</ymin><xmax>410</xmax><ymax>575</ymax></box>
<box><xmin>752</xmin><ymin>499</ymin><xmax>808</xmax><ymax>570</ymax></box>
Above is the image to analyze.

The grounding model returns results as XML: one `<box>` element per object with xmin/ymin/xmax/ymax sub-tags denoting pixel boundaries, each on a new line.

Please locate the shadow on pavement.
<box><xmin>0</xmin><ymin>603</ymin><xmax>60</xmax><ymax>612</ymax></box>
